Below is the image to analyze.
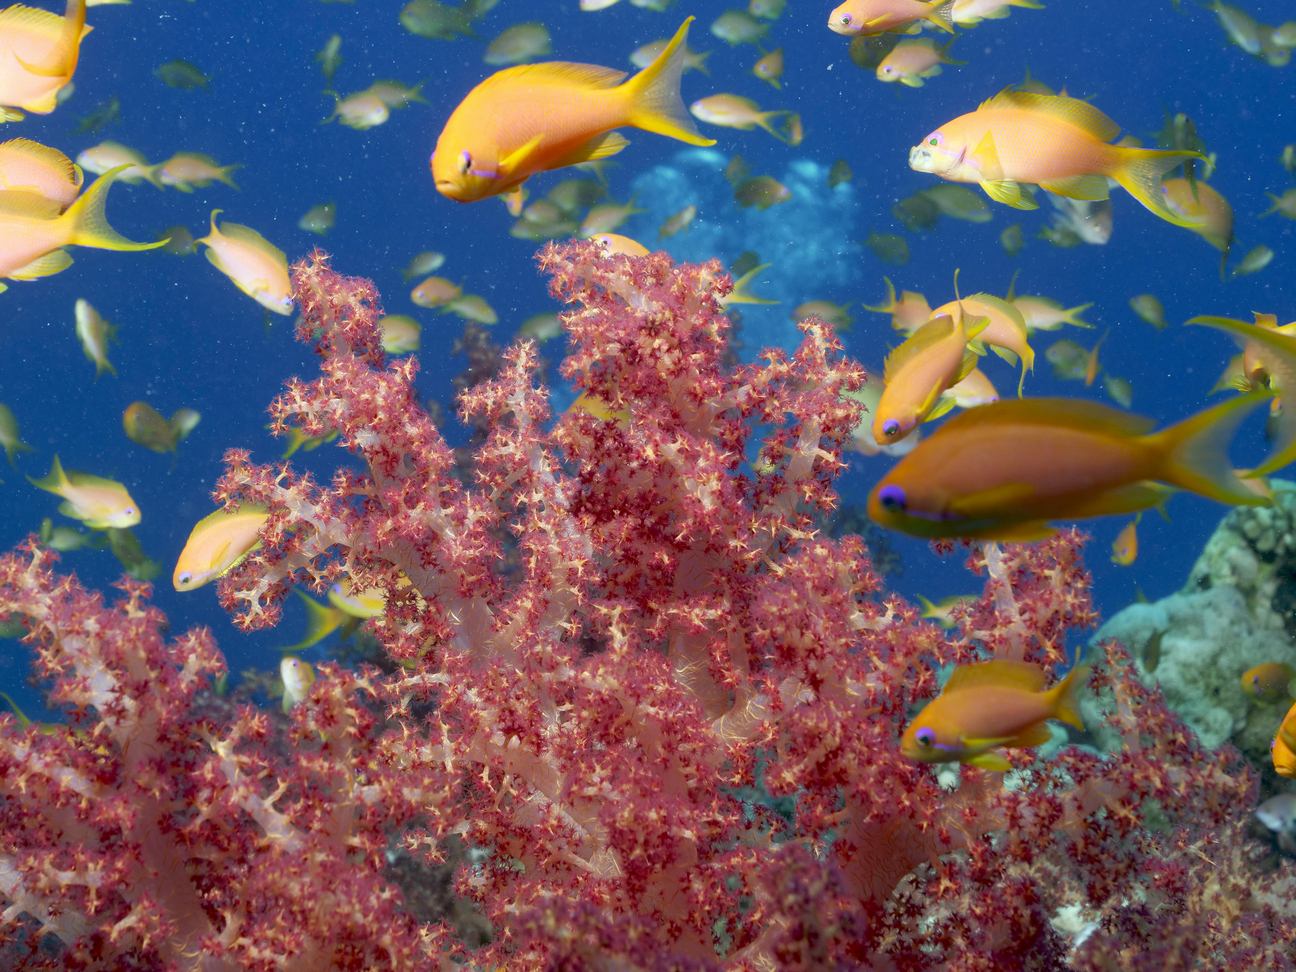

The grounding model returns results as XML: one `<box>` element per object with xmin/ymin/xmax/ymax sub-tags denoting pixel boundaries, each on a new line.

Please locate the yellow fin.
<box><xmin>495</xmin><ymin>60</ymin><xmax>626</xmax><ymax>90</ymax></box>
<box><xmin>973</xmin><ymin>128</ymin><xmax>1000</xmax><ymax>172</ymax></box>
<box><xmin>1005</xmin><ymin>722</ymin><xmax>1053</xmax><ymax>748</ymax></box>
<box><xmin>549</xmin><ymin>131</ymin><xmax>629</xmax><ymax>170</ymax></box>
<box><xmin>9</xmin><ymin>249</ymin><xmax>72</xmax><ymax>279</ymax></box>
<box><xmin>207</xmin><ymin>538</ymin><xmax>233</xmax><ymax>573</ymax></box>
<box><xmin>981</xmin><ymin>179</ymin><xmax>1038</xmax><ymax>209</ymax></box>
<box><xmin>63</xmin><ymin>167</ymin><xmax>166</xmax><ymax>253</ymax></box>
<box><xmin>981</xmin><ymin>90</ymin><xmax>1121</xmax><ymax>142</ymax></box>
<box><xmin>965</xmin><ymin>751</ymin><xmax>1012</xmax><ymax>771</ymax></box>
<box><xmin>1144</xmin><ymin>390</ymin><xmax>1270</xmax><ymax>502</ymax></box>
<box><xmin>498</xmin><ymin>133</ymin><xmax>545</xmax><ymax>172</ymax></box>
<box><xmin>922</xmin><ymin>394</ymin><xmax>957</xmax><ymax>423</ymax></box>
<box><xmin>1040</xmin><ymin>174</ymin><xmax>1110</xmax><ymax>201</ymax></box>
<box><xmin>1109</xmin><ymin>146</ymin><xmax>1211</xmax><ymax>228</ymax></box>
<box><xmin>1046</xmin><ymin>664</ymin><xmax>1090</xmax><ymax>730</ymax></box>
<box><xmin>946</xmin><ymin>659</ymin><xmax>1048</xmax><ymax>693</ymax></box>
<box><xmin>622</xmin><ymin>17</ymin><xmax>715</xmax><ymax>147</ymax></box>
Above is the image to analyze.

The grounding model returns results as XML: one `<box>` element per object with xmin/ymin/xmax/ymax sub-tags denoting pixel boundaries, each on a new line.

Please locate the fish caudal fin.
<box><xmin>14</xmin><ymin>0</ymin><xmax>86</xmax><ymax>81</ymax></box>
<box><xmin>623</xmin><ymin>18</ymin><xmax>715</xmax><ymax>147</ymax></box>
<box><xmin>27</xmin><ymin>455</ymin><xmax>69</xmax><ymax>496</ymax></box>
<box><xmin>925</xmin><ymin>0</ymin><xmax>957</xmax><ymax>33</ymax></box>
<box><xmin>1109</xmin><ymin>147</ymin><xmax>1211</xmax><ymax>228</ymax></box>
<box><xmin>1146</xmin><ymin>392</ymin><xmax>1270</xmax><ymax>505</ymax></box>
<box><xmin>63</xmin><ymin>167</ymin><xmax>167</xmax><ymax>252</ymax></box>
<box><xmin>1046</xmin><ymin>664</ymin><xmax>1090</xmax><ymax>731</ymax></box>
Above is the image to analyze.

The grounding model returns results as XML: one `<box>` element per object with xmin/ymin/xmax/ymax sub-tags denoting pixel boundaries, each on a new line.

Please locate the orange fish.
<box><xmin>1280</xmin><ymin>700</ymin><xmax>1296</xmax><ymax>756</ymax></box>
<box><xmin>0</xmin><ymin>165</ymin><xmax>161</xmax><ymax>290</ymax></box>
<box><xmin>873</xmin><ymin>311</ymin><xmax>988</xmax><ymax>446</ymax></box>
<box><xmin>0</xmin><ymin>0</ymin><xmax>88</xmax><ymax>122</ymax></box>
<box><xmin>1242</xmin><ymin>662</ymin><xmax>1296</xmax><ymax>704</ymax></box>
<box><xmin>828</xmin><ymin>0</ymin><xmax>955</xmax><ymax>36</ymax></box>
<box><xmin>1085</xmin><ymin>330</ymin><xmax>1107</xmax><ymax>387</ymax></box>
<box><xmin>869</xmin><ymin>394</ymin><xmax>1266</xmax><ymax>540</ymax></box>
<box><xmin>1161</xmin><ymin>177</ymin><xmax>1234</xmax><ymax>264</ymax></box>
<box><xmin>901</xmin><ymin>659</ymin><xmax>1087</xmax><ymax>771</ymax></box>
<box><xmin>1274</xmin><ymin>731</ymin><xmax>1296</xmax><ymax>778</ymax></box>
<box><xmin>1110</xmin><ymin>514</ymin><xmax>1139</xmax><ymax>565</ymax></box>
<box><xmin>908</xmin><ymin>89</ymin><xmax>1207</xmax><ymax>227</ymax></box>
<box><xmin>929</xmin><ymin>294</ymin><xmax>1033</xmax><ymax>394</ymax></box>
<box><xmin>432</xmin><ymin>17</ymin><xmax>713</xmax><ymax>203</ymax></box>
<box><xmin>0</xmin><ymin>137</ymin><xmax>82</xmax><ymax>209</ymax></box>
<box><xmin>862</xmin><ymin>277</ymin><xmax>932</xmax><ymax>334</ymax></box>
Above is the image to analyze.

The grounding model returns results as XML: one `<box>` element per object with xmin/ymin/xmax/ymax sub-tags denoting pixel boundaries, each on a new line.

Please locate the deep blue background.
<box><xmin>1</xmin><ymin>0</ymin><xmax>1293</xmax><ymax>715</ymax></box>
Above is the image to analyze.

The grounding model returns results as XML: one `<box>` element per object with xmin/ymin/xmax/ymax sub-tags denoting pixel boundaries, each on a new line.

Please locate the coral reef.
<box><xmin>2</xmin><ymin>244</ymin><xmax>1293</xmax><ymax>969</ymax></box>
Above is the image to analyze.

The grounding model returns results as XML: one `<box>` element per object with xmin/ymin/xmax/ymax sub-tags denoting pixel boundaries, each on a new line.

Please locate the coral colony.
<box><xmin>3</xmin><ymin>243</ymin><xmax>1295</xmax><ymax>969</ymax></box>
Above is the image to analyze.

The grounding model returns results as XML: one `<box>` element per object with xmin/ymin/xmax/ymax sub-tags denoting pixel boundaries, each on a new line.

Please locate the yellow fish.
<box><xmin>908</xmin><ymin>89</ymin><xmax>1208</xmax><ymax>227</ymax></box>
<box><xmin>1242</xmin><ymin>662</ymin><xmax>1296</xmax><ymax>704</ymax></box>
<box><xmin>28</xmin><ymin>454</ymin><xmax>139</xmax><ymax>529</ymax></box>
<box><xmin>874</xmin><ymin>310</ymin><xmax>988</xmax><ymax>445</ymax></box>
<box><xmin>173</xmin><ymin>505</ymin><xmax>268</xmax><ymax>591</ymax></box>
<box><xmin>902</xmin><ymin>659</ymin><xmax>1087</xmax><ymax>771</ymax></box>
<box><xmin>432</xmin><ymin>17</ymin><xmax>712</xmax><ymax>202</ymax></box>
<box><xmin>74</xmin><ymin>297</ymin><xmax>115</xmax><ymax>378</ymax></box>
<box><xmin>862</xmin><ymin>277</ymin><xmax>931</xmax><ymax>334</ymax></box>
<box><xmin>0</xmin><ymin>166</ymin><xmax>162</xmax><ymax>291</ymax></box>
<box><xmin>0</xmin><ymin>0</ymin><xmax>88</xmax><ymax>122</ymax></box>
<box><xmin>1110</xmin><ymin>515</ymin><xmax>1139</xmax><ymax>565</ymax></box>
<box><xmin>196</xmin><ymin>210</ymin><xmax>294</xmax><ymax>315</ymax></box>
<box><xmin>929</xmin><ymin>293</ymin><xmax>1033</xmax><ymax>394</ymax></box>
<box><xmin>0</xmin><ymin>137</ymin><xmax>82</xmax><ymax>209</ymax></box>
<box><xmin>280</xmin><ymin>655</ymin><xmax>317</xmax><ymax>713</ymax></box>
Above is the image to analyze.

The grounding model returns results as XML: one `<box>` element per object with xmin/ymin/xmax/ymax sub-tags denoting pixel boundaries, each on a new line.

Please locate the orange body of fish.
<box><xmin>873</xmin><ymin>312</ymin><xmax>985</xmax><ymax>445</ymax></box>
<box><xmin>431</xmin><ymin>17</ymin><xmax>712</xmax><ymax>203</ymax></box>
<box><xmin>0</xmin><ymin>0</ymin><xmax>87</xmax><ymax>116</ymax></box>
<box><xmin>827</xmin><ymin>0</ymin><xmax>954</xmax><ymax>36</ymax></box>
<box><xmin>1242</xmin><ymin>662</ymin><xmax>1296</xmax><ymax>704</ymax></box>
<box><xmin>901</xmin><ymin>659</ymin><xmax>1087</xmax><ymax>771</ymax></box>
<box><xmin>1110</xmin><ymin>517</ymin><xmax>1138</xmax><ymax>565</ymax></box>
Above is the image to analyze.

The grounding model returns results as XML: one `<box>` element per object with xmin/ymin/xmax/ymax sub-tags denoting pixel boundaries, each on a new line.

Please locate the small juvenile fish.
<box><xmin>901</xmin><ymin>659</ymin><xmax>1087</xmax><ymax>771</ymax></box>
<box><xmin>1261</xmin><ymin>188</ymin><xmax>1296</xmax><ymax>220</ymax></box>
<box><xmin>1161</xmin><ymin>178</ymin><xmax>1234</xmax><ymax>271</ymax></box>
<box><xmin>658</xmin><ymin>203</ymin><xmax>696</xmax><ymax>240</ymax></box>
<box><xmin>71</xmin><ymin>96</ymin><xmax>119</xmax><ymax>135</ymax></box>
<box><xmin>793</xmin><ymin>300</ymin><xmax>853</xmax><ymax>330</ymax></box>
<box><xmin>75</xmin><ymin>142</ymin><xmax>162</xmax><ymax>187</ymax></box>
<box><xmin>734</xmin><ymin>175</ymin><xmax>791</xmax><ymax>210</ymax></box>
<box><xmin>366</xmin><ymin>80</ymin><xmax>427</xmax><ymax>109</ymax></box>
<box><xmin>401</xmin><ymin>0</ymin><xmax>472</xmax><ymax>39</ymax></box>
<box><xmin>1110</xmin><ymin>515</ymin><xmax>1139</xmax><ymax>565</ymax></box>
<box><xmin>750</xmin><ymin>0</ymin><xmax>786</xmax><ymax>17</ymax></box>
<box><xmin>0</xmin><ymin>402</ymin><xmax>34</xmax><ymax>467</ymax></box>
<box><xmin>154</xmin><ymin>60</ymin><xmax>211</xmax><ymax>90</ymax></box>
<box><xmin>1256</xmin><ymin>792</ymin><xmax>1296</xmax><ymax>851</ymax></box>
<box><xmin>630</xmin><ymin>38</ymin><xmax>710</xmax><ymax>75</ymax></box>
<box><xmin>1009</xmin><ymin>295</ymin><xmax>1092</xmax><ymax>331</ymax></box>
<box><xmin>1050</xmin><ymin>195</ymin><xmax>1113</xmax><ymax>245</ymax></box>
<box><xmin>280</xmin><ymin>655</ymin><xmax>318</xmax><ymax>713</ymax></box>
<box><xmin>1045</xmin><ymin>339</ymin><xmax>1087</xmax><ymax>381</ymax></box>
<box><xmin>877</xmin><ymin>37</ymin><xmax>963</xmax><ymax>87</ymax></box>
<box><xmin>1129</xmin><ymin>294</ymin><xmax>1166</xmax><ymax>329</ymax></box>
<box><xmin>951</xmin><ymin>0</ymin><xmax>1042</xmax><ymax>26</ymax></box>
<box><xmin>154</xmin><ymin>153</ymin><xmax>241</xmax><ymax>192</ymax></box>
<box><xmin>410</xmin><ymin>275</ymin><xmax>461</xmax><ymax>308</ymax></box>
<box><xmin>892</xmin><ymin>191</ymin><xmax>940</xmax><ymax>231</ymax></box>
<box><xmin>1205</xmin><ymin>0</ymin><xmax>1263</xmax><ymax>55</ymax></box>
<box><xmin>1231</xmin><ymin>244</ymin><xmax>1273</xmax><ymax>280</ymax></box>
<box><xmin>1000</xmin><ymin>223</ymin><xmax>1024</xmax><ymax>257</ymax></box>
<box><xmin>828</xmin><ymin>159</ymin><xmax>853</xmax><ymax>187</ymax></box>
<box><xmin>122</xmin><ymin>401</ymin><xmax>199</xmax><ymax>454</ymax></box>
<box><xmin>711</xmin><ymin>10</ymin><xmax>767</xmax><ymax>45</ymax></box>
<box><xmin>401</xmin><ymin>250</ymin><xmax>445</xmax><ymax>279</ymax></box>
<box><xmin>484</xmin><ymin>22</ymin><xmax>551</xmax><ymax>65</ymax></box>
<box><xmin>444</xmin><ymin>293</ymin><xmax>497</xmax><ymax>324</ymax></box>
<box><xmin>28</xmin><ymin>455</ymin><xmax>140</xmax><ymax>530</ymax></box>
<box><xmin>74</xmin><ymin>298</ymin><xmax>116</xmax><ymax>379</ymax></box>
<box><xmin>378</xmin><ymin>314</ymin><xmax>421</xmax><ymax>354</ymax></box>
<box><xmin>1104</xmin><ymin>374</ymin><xmax>1132</xmax><ymax>409</ymax></box>
<box><xmin>942</xmin><ymin>367</ymin><xmax>999</xmax><ymax>409</ymax></box>
<box><xmin>751</xmin><ymin>48</ymin><xmax>784</xmax><ymax>89</ymax></box>
<box><xmin>829</xmin><ymin>0</ymin><xmax>955</xmax><ymax>37</ymax></box>
<box><xmin>298</xmin><ymin>202</ymin><xmax>335</xmax><ymax>235</ymax></box>
<box><xmin>921</xmin><ymin>184</ymin><xmax>992</xmax><ymax>223</ymax></box>
<box><xmin>173</xmin><ymin>505</ymin><xmax>269</xmax><ymax>590</ymax></box>
<box><xmin>517</xmin><ymin>312</ymin><xmax>562</xmax><ymax>343</ymax></box>
<box><xmin>326</xmin><ymin>90</ymin><xmax>389</xmax><ymax>130</ymax></box>
<box><xmin>1241</xmin><ymin>662</ymin><xmax>1296</xmax><ymax>704</ymax></box>
<box><xmin>0</xmin><ymin>138</ymin><xmax>82</xmax><ymax>210</ymax></box>
<box><xmin>915</xmin><ymin>593</ymin><xmax>977</xmax><ymax>629</ymax></box>
<box><xmin>1283</xmin><ymin>144</ymin><xmax>1296</xmax><ymax>179</ymax></box>
<box><xmin>197</xmin><ymin>210</ymin><xmax>294</xmax><ymax>315</ymax></box>
<box><xmin>316</xmin><ymin>34</ymin><xmax>343</xmax><ymax>84</ymax></box>
<box><xmin>579</xmin><ymin>197</ymin><xmax>644</xmax><ymax>237</ymax></box>
<box><xmin>690</xmin><ymin>94</ymin><xmax>789</xmax><ymax>141</ymax></box>
<box><xmin>158</xmin><ymin>225</ymin><xmax>196</xmax><ymax>255</ymax></box>
<box><xmin>864</xmin><ymin>231</ymin><xmax>909</xmax><ymax>265</ymax></box>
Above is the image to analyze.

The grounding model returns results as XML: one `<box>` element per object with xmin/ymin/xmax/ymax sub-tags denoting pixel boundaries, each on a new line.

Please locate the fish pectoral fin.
<box><xmin>9</xmin><ymin>249</ymin><xmax>73</xmax><ymax>280</ymax></box>
<box><xmin>1040</xmin><ymin>174</ymin><xmax>1110</xmax><ymax>201</ymax></box>
<box><xmin>965</xmin><ymin>752</ymin><xmax>1012</xmax><ymax>771</ymax></box>
<box><xmin>498</xmin><ymin>133</ymin><xmax>547</xmax><ymax>173</ymax></box>
<box><xmin>947</xmin><ymin>482</ymin><xmax>1036</xmax><ymax>518</ymax></box>
<box><xmin>548</xmin><ymin>131</ymin><xmax>630</xmax><ymax>171</ymax></box>
<box><xmin>981</xmin><ymin>180</ymin><xmax>1038</xmax><ymax>210</ymax></box>
<box><xmin>922</xmin><ymin>395</ymin><xmax>957</xmax><ymax>423</ymax></box>
<box><xmin>207</xmin><ymin>539</ymin><xmax>233</xmax><ymax>572</ymax></box>
<box><xmin>990</xmin><ymin>345</ymin><xmax>1020</xmax><ymax>367</ymax></box>
<box><xmin>1007</xmin><ymin>722</ymin><xmax>1054</xmax><ymax>748</ymax></box>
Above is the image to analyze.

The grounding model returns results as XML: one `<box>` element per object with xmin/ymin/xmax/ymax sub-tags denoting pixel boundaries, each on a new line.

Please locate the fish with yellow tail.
<box><xmin>28</xmin><ymin>454</ymin><xmax>139</xmax><ymax>529</ymax></box>
<box><xmin>0</xmin><ymin>166</ymin><xmax>164</xmax><ymax>291</ymax></box>
<box><xmin>908</xmin><ymin>89</ymin><xmax>1210</xmax><ymax>228</ymax></box>
<box><xmin>196</xmin><ymin>210</ymin><xmax>293</xmax><ymax>315</ymax></box>
<box><xmin>869</xmin><ymin>394</ymin><xmax>1268</xmax><ymax>541</ymax></box>
<box><xmin>874</xmin><ymin>310</ymin><xmax>988</xmax><ymax>446</ymax></box>
<box><xmin>930</xmin><ymin>293</ymin><xmax>1033</xmax><ymax>395</ymax></box>
<box><xmin>828</xmin><ymin>0</ymin><xmax>955</xmax><ymax>36</ymax></box>
<box><xmin>1110</xmin><ymin>514</ymin><xmax>1139</xmax><ymax>565</ymax></box>
<box><xmin>902</xmin><ymin>659</ymin><xmax>1088</xmax><ymax>771</ymax></box>
<box><xmin>432</xmin><ymin>17</ymin><xmax>713</xmax><ymax>203</ymax></box>
<box><xmin>173</xmin><ymin>504</ymin><xmax>269</xmax><ymax>591</ymax></box>
<box><xmin>0</xmin><ymin>138</ymin><xmax>82</xmax><ymax>209</ymax></box>
<box><xmin>863</xmin><ymin>277</ymin><xmax>931</xmax><ymax>334</ymax></box>
<box><xmin>0</xmin><ymin>0</ymin><xmax>87</xmax><ymax>122</ymax></box>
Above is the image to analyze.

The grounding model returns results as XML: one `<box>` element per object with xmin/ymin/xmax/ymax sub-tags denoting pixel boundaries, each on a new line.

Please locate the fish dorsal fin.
<box><xmin>945</xmin><ymin>659</ymin><xmax>1048</xmax><ymax>694</ymax></box>
<box><xmin>933</xmin><ymin>397</ymin><xmax>1157</xmax><ymax>439</ymax></box>
<box><xmin>174</xmin><ymin>151</ymin><xmax>219</xmax><ymax>166</ymax></box>
<box><xmin>0</xmin><ymin>190</ymin><xmax>62</xmax><ymax>220</ymax></box>
<box><xmin>981</xmin><ymin>89</ymin><xmax>1120</xmax><ymax>142</ymax></box>
<box><xmin>0</xmin><ymin>137</ymin><xmax>78</xmax><ymax>184</ymax></box>
<box><xmin>883</xmin><ymin>314</ymin><xmax>955</xmax><ymax>383</ymax></box>
<box><xmin>214</xmin><ymin>221</ymin><xmax>287</xmax><ymax>265</ymax></box>
<box><xmin>64</xmin><ymin>470</ymin><xmax>125</xmax><ymax>490</ymax></box>
<box><xmin>493</xmin><ymin>61</ymin><xmax>628</xmax><ymax>91</ymax></box>
<box><xmin>1255</xmin><ymin>313</ymin><xmax>1279</xmax><ymax>329</ymax></box>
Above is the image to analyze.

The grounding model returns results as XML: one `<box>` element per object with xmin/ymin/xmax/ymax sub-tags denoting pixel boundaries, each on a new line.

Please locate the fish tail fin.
<box><xmin>218</xmin><ymin>164</ymin><xmax>242</xmax><ymax>191</ymax></box>
<box><xmin>1146</xmin><ymin>392</ymin><xmax>1270</xmax><ymax>505</ymax></box>
<box><xmin>15</xmin><ymin>0</ymin><xmax>85</xmax><ymax>80</ymax></box>
<box><xmin>1048</xmin><ymin>663</ymin><xmax>1089</xmax><ymax>730</ymax></box>
<box><xmin>926</xmin><ymin>0</ymin><xmax>957</xmax><ymax>33</ymax></box>
<box><xmin>1109</xmin><ymin>147</ymin><xmax>1210</xmax><ymax>227</ymax></box>
<box><xmin>27</xmin><ymin>454</ymin><xmax>69</xmax><ymax>495</ymax></box>
<box><xmin>758</xmin><ymin>110</ymin><xmax>792</xmax><ymax>143</ymax></box>
<box><xmin>139</xmin><ymin>163</ymin><xmax>166</xmax><ymax>190</ymax></box>
<box><xmin>623</xmin><ymin>17</ymin><xmax>715</xmax><ymax>147</ymax></box>
<box><xmin>63</xmin><ymin>167</ymin><xmax>166</xmax><ymax>252</ymax></box>
<box><xmin>862</xmin><ymin>277</ymin><xmax>898</xmax><ymax>314</ymax></box>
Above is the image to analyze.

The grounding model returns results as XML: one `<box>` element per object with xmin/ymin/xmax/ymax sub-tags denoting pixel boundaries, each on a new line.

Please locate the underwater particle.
<box><xmin>922</xmin><ymin>184</ymin><xmax>992</xmax><ymax>223</ymax></box>
<box><xmin>793</xmin><ymin>301</ymin><xmax>853</xmax><ymax>331</ymax></box>
<box><xmin>316</xmin><ymin>34</ymin><xmax>343</xmax><ymax>84</ymax></box>
<box><xmin>864</xmin><ymin>231</ymin><xmax>910</xmax><ymax>265</ymax></box>
<box><xmin>517</xmin><ymin>312</ymin><xmax>562</xmax><ymax>343</ymax></box>
<box><xmin>154</xmin><ymin>60</ymin><xmax>211</xmax><ymax>90</ymax></box>
<box><xmin>1261</xmin><ymin>188</ymin><xmax>1296</xmax><ymax>220</ymax></box>
<box><xmin>298</xmin><ymin>202</ymin><xmax>336</xmax><ymax>235</ymax></box>
<box><xmin>711</xmin><ymin>9</ymin><xmax>767</xmax><ymax>45</ymax></box>
<box><xmin>658</xmin><ymin>204</ymin><xmax>697</xmax><ymax>240</ymax></box>
<box><xmin>400</xmin><ymin>0</ymin><xmax>472</xmax><ymax>39</ymax></box>
<box><xmin>379</xmin><ymin>314</ymin><xmax>421</xmax><ymax>354</ymax></box>
<box><xmin>0</xmin><ymin>402</ymin><xmax>33</xmax><ymax>468</ymax></box>
<box><xmin>401</xmin><ymin>251</ymin><xmax>446</xmax><ymax>280</ymax></box>
<box><xmin>891</xmin><ymin>191</ymin><xmax>940</xmax><ymax>231</ymax></box>
<box><xmin>444</xmin><ymin>293</ymin><xmax>498</xmax><ymax>325</ymax></box>
<box><xmin>1129</xmin><ymin>293</ymin><xmax>1166</xmax><ymax>330</ymax></box>
<box><xmin>1000</xmin><ymin>222</ymin><xmax>1024</xmax><ymax>256</ymax></box>
<box><xmin>751</xmin><ymin>48</ymin><xmax>784</xmax><ymax>89</ymax></box>
<box><xmin>74</xmin><ymin>299</ymin><xmax>116</xmax><ymax>379</ymax></box>
<box><xmin>484</xmin><ymin>22</ymin><xmax>552</xmax><ymax>65</ymax></box>
<box><xmin>734</xmin><ymin>175</ymin><xmax>791</xmax><ymax>210</ymax></box>
<box><xmin>71</xmin><ymin>96</ymin><xmax>120</xmax><ymax>134</ymax></box>
<box><xmin>155</xmin><ymin>152</ymin><xmax>241</xmax><ymax>192</ymax></box>
<box><xmin>410</xmin><ymin>275</ymin><xmax>461</xmax><ymax>308</ymax></box>
<box><xmin>828</xmin><ymin>159</ymin><xmax>853</xmax><ymax>187</ymax></box>
<box><xmin>630</xmin><ymin>38</ymin><xmax>711</xmax><ymax>74</ymax></box>
<box><xmin>157</xmin><ymin>225</ymin><xmax>196</xmax><ymax>255</ymax></box>
<box><xmin>876</xmin><ymin>37</ymin><xmax>963</xmax><ymax>88</ymax></box>
<box><xmin>1104</xmin><ymin>374</ymin><xmax>1132</xmax><ymax>409</ymax></box>
<box><xmin>690</xmin><ymin>93</ymin><xmax>789</xmax><ymax>141</ymax></box>
<box><xmin>1231</xmin><ymin>244</ymin><xmax>1274</xmax><ymax>280</ymax></box>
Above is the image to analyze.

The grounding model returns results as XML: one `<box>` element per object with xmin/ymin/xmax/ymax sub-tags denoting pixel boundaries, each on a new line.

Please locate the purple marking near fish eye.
<box><xmin>469</xmin><ymin>168</ymin><xmax>499</xmax><ymax>179</ymax></box>
<box><xmin>878</xmin><ymin>484</ymin><xmax>906</xmax><ymax>510</ymax></box>
<box><xmin>915</xmin><ymin>727</ymin><xmax>934</xmax><ymax>746</ymax></box>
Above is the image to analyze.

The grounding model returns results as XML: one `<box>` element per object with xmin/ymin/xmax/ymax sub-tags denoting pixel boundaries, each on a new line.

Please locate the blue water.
<box><xmin>0</xmin><ymin>0</ymin><xmax>1292</xmax><ymax>716</ymax></box>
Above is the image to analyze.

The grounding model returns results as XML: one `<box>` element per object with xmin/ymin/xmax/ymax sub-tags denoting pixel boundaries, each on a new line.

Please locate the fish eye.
<box><xmin>839</xmin><ymin>14</ymin><xmax>851</xmax><ymax>25</ymax></box>
<box><xmin>125</xmin><ymin>507</ymin><xmax>136</xmax><ymax>516</ymax></box>
<box><xmin>915</xmin><ymin>727</ymin><xmax>934</xmax><ymax>747</ymax></box>
<box><xmin>878</xmin><ymin>485</ymin><xmax>907</xmax><ymax>511</ymax></box>
<box><xmin>458</xmin><ymin>150</ymin><xmax>472</xmax><ymax>175</ymax></box>
<box><xmin>178</xmin><ymin>572</ymin><xmax>192</xmax><ymax>585</ymax></box>
<box><xmin>927</xmin><ymin>133</ymin><xmax>943</xmax><ymax>147</ymax></box>
<box><xmin>882</xmin><ymin>419</ymin><xmax>900</xmax><ymax>437</ymax></box>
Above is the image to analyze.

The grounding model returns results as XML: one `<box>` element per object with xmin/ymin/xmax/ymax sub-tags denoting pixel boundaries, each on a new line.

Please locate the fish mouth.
<box><xmin>908</xmin><ymin>147</ymin><xmax>938</xmax><ymax>173</ymax></box>
<box><xmin>826</xmin><ymin>20</ymin><xmax>858</xmax><ymax>36</ymax></box>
